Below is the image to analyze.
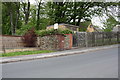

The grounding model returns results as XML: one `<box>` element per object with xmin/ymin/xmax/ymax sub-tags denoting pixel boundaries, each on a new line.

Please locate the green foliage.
<box><xmin>79</xmin><ymin>21</ymin><xmax>91</xmax><ymax>31</ymax></box>
<box><xmin>2</xmin><ymin>2</ymin><xmax>119</xmax><ymax>35</ymax></box>
<box><xmin>61</xmin><ymin>29</ymin><xmax>73</xmax><ymax>34</ymax></box>
<box><xmin>46</xmin><ymin>2</ymin><xmax>118</xmax><ymax>26</ymax></box>
<box><xmin>16</xmin><ymin>23</ymin><xmax>34</xmax><ymax>35</ymax></box>
<box><xmin>36</xmin><ymin>28</ymin><xmax>73</xmax><ymax>37</ymax></box>
<box><xmin>2</xmin><ymin>3</ymin><xmax>12</xmax><ymax>35</ymax></box>
<box><xmin>0</xmin><ymin>50</ymin><xmax>54</xmax><ymax>57</ymax></box>
<box><xmin>103</xmin><ymin>15</ymin><xmax>119</xmax><ymax>32</ymax></box>
<box><xmin>79</xmin><ymin>28</ymin><xmax>86</xmax><ymax>32</ymax></box>
<box><xmin>2</xmin><ymin>2</ymin><xmax>21</xmax><ymax>35</ymax></box>
<box><xmin>38</xmin><ymin>18</ymin><xmax>50</xmax><ymax>30</ymax></box>
<box><xmin>103</xmin><ymin>28</ymin><xmax>112</xmax><ymax>32</ymax></box>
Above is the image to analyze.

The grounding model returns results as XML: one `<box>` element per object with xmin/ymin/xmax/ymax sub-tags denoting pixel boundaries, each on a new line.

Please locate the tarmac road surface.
<box><xmin>2</xmin><ymin>47</ymin><xmax>118</xmax><ymax>78</ymax></box>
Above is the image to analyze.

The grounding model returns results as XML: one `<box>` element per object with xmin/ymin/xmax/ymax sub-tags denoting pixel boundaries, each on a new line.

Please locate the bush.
<box><xmin>22</xmin><ymin>28</ymin><xmax>37</xmax><ymax>47</ymax></box>
<box><xmin>61</xmin><ymin>29</ymin><xmax>73</xmax><ymax>34</ymax></box>
<box><xmin>16</xmin><ymin>24</ymin><xmax>34</xmax><ymax>35</ymax></box>
<box><xmin>36</xmin><ymin>28</ymin><xmax>73</xmax><ymax>37</ymax></box>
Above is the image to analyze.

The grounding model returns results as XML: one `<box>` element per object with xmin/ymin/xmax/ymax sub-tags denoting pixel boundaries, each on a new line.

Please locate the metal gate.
<box><xmin>73</xmin><ymin>32</ymin><xmax>87</xmax><ymax>47</ymax></box>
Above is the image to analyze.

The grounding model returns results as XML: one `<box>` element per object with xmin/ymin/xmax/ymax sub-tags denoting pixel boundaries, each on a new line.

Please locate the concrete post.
<box><xmin>85</xmin><ymin>32</ymin><xmax>88</xmax><ymax>47</ymax></box>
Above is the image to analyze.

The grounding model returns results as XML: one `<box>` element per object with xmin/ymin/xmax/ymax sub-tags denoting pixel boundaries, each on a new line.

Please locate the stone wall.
<box><xmin>0</xmin><ymin>34</ymin><xmax>73</xmax><ymax>53</ymax></box>
<box><xmin>38</xmin><ymin>34</ymin><xmax>73</xmax><ymax>50</ymax></box>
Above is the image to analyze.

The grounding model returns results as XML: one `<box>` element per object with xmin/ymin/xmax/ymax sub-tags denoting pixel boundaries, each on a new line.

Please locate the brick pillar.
<box><xmin>57</xmin><ymin>35</ymin><xmax>65</xmax><ymax>50</ymax></box>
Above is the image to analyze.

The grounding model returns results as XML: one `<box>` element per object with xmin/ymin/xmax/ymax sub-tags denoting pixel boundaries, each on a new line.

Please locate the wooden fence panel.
<box><xmin>0</xmin><ymin>35</ymin><xmax>25</xmax><ymax>49</ymax></box>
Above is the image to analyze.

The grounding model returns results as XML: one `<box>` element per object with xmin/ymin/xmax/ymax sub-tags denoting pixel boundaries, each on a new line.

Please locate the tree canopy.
<box><xmin>2</xmin><ymin>1</ymin><xmax>120</xmax><ymax>35</ymax></box>
<box><xmin>103</xmin><ymin>15</ymin><xmax>119</xmax><ymax>32</ymax></box>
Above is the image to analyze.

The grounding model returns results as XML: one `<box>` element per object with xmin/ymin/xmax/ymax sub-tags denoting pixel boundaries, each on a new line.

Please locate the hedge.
<box><xmin>36</xmin><ymin>28</ymin><xmax>73</xmax><ymax>37</ymax></box>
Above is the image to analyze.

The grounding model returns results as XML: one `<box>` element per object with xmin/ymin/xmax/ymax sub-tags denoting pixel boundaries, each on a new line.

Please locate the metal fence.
<box><xmin>73</xmin><ymin>32</ymin><xmax>120</xmax><ymax>48</ymax></box>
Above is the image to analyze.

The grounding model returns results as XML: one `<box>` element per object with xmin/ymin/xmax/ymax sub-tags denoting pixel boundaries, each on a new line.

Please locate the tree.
<box><xmin>22</xmin><ymin>0</ymin><xmax>30</xmax><ymax>25</ymax></box>
<box><xmin>2</xmin><ymin>1</ymin><xmax>119</xmax><ymax>35</ymax></box>
<box><xmin>35</xmin><ymin>1</ymin><xmax>51</xmax><ymax>30</ymax></box>
<box><xmin>46</xmin><ymin>2</ymin><xmax>119</xmax><ymax>27</ymax></box>
<box><xmin>46</xmin><ymin>2</ymin><xmax>68</xmax><ymax>24</ymax></box>
<box><xmin>103</xmin><ymin>15</ymin><xmax>119</xmax><ymax>32</ymax></box>
<box><xmin>2</xmin><ymin>2</ymin><xmax>21</xmax><ymax>35</ymax></box>
<box><xmin>79</xmin><ymin>21</ymin><xmax>91</xmax><ymax>31</ymax></box>
<box><xmin>36</xmin><ymin>0</ymin><xmax>42</xmax><ymax>30</ymax></box>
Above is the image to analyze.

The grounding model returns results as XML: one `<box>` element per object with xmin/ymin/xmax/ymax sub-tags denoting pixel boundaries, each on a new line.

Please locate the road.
<box><xmin>2</xmin><ymin>47</ymin><xmax>118</xmax><ymax>78</ymax></box>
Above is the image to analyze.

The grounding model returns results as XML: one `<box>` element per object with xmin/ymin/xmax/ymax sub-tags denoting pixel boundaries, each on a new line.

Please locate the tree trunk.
<box><xmin>14</xmin><ymin>2</ymin><xmax>20</xmax><ymax>34</ymax></box>
<box><xmin>73</xmin><ymin>2</ymin><xmax>76</xmax><ymax>25</ymax></box>
<box><xmin>10</xmin><ymin>11</ymin><xmax>14</xmax><ymax>35</ymax></box>
<box><xmin>36</xmin><ymin>2</ymin><xmax>41</xmax><ymax>30</ymax></box>
<box><xmin>76</xmin><ymin>18</ymin><xmax>81</xmax><ymax>26</ymax></box>
<box><xmin>25</xmin><ymin>0</ymin><xmax>30</xmax><ymax>25</ymax></box>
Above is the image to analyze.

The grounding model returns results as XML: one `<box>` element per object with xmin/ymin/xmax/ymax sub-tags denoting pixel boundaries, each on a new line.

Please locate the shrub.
<box><xmin>22</xmin><ymin>27</ymin><xmax>37</xmax><ymax>47</ymax></box>
<box><xmin>16</xmin><ymin>24</ymin><xmax>34</xmax><ymax>35</ymax></box>
<box><xmin>61</xmin><ymin>29</ymin><xmax>73</xmax><ymax>34</ymax></box>
<box><xmin>36</xmin><ymin>28</ymin><xmax>73</xmax><ymax>37</ymax></box>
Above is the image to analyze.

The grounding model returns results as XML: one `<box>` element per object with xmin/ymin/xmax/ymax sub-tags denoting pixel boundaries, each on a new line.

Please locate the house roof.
<box><xmin>87</xmin><ymin>23</ymin><xmax>103</xmax><ymax>32</ymax></box>
<box><xmin>47</xmin><ymin>23</ymin><xmax>79</xmax><ymax>28</ymax></box>
<box><xmin>93</xmin><ymin>27</ymin><xmax>103</xmax><ymax>32</ymax></box>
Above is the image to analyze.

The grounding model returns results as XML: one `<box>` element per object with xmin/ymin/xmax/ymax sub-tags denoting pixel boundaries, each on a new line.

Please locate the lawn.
<box><xmin>0</xmin><ymin>50</ymin><xmax>54</xmax><ymax>57</ymax></box>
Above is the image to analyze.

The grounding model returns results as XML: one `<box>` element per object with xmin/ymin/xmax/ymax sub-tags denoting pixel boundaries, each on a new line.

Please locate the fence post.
<box><xmin>109</xmin><ymin>32</ymin><xmax>112</xmax><ymax>44</ymax></box>
<box><xmin>102</xmin><ymin>32</ymin><xmax>104</xmax><ymax>45</ymax></box>
<box><xmin>92</xmin><ymin>32</ymin><xmax>95</xmax><ymax>47</ymax></box>
<box><xmin>1</xmin><ymin>36</ymin><xmax>6</xmax><ymax>53</ymax></box>
<box><xmin>76</xmin><ymin>32</ymin><xmax>79</xmax><ymax>47</ymax></box>
<box><xmin>117</xmin><ymin>32</ymin><xmax>120</xmax><ymax>43</ymax></box>
<box><xmin>2</xmin><ymin>44</ymin><xmax>6</xmax><ymax>53</ymax></box>
<box><xmin>94</xmin><ymin>32</ymin><xmax>96</xmax><ymax>46</ymax></box>
<box><xmin>85</xmin><ymin>32</ymin><xmax>88</xmax><ymax>47</ymax></box>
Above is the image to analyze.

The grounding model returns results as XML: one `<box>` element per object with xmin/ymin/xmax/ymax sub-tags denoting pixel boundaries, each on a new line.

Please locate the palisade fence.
<box><xmin>73</xmin><ymin>32</ymin><xmax>120</xmax><ymax>48</ymax></box>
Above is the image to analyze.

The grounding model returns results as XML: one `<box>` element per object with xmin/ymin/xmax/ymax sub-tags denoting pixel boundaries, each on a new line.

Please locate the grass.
<box><xmin>0</xmin><ymin>50</ymin><xmax>54</xmax><ymax>57</ymax></box>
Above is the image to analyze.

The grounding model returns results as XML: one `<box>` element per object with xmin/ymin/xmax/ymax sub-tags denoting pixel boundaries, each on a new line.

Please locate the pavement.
<box><xmin>0</xmin><ymin>44</ymin><xmax>119</xmax><ymax>63</ymax></box>
<box><xmin>2</xmin><ymin>46</ymin><xmax>118</xmax><ymax>78</ymax></box>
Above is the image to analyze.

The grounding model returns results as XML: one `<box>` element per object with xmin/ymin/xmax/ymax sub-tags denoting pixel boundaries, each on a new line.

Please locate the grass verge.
<box><xmin>0</xmin><ymin>50</ymin><xmax>54</xmax><ymax>57</ymax></box>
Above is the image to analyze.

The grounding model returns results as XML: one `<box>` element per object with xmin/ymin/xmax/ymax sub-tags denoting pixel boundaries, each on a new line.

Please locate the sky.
<box><xmin>91</xmin><ymin>17</ymin><xmax>104</xmax><ymax>28</ymax></box>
